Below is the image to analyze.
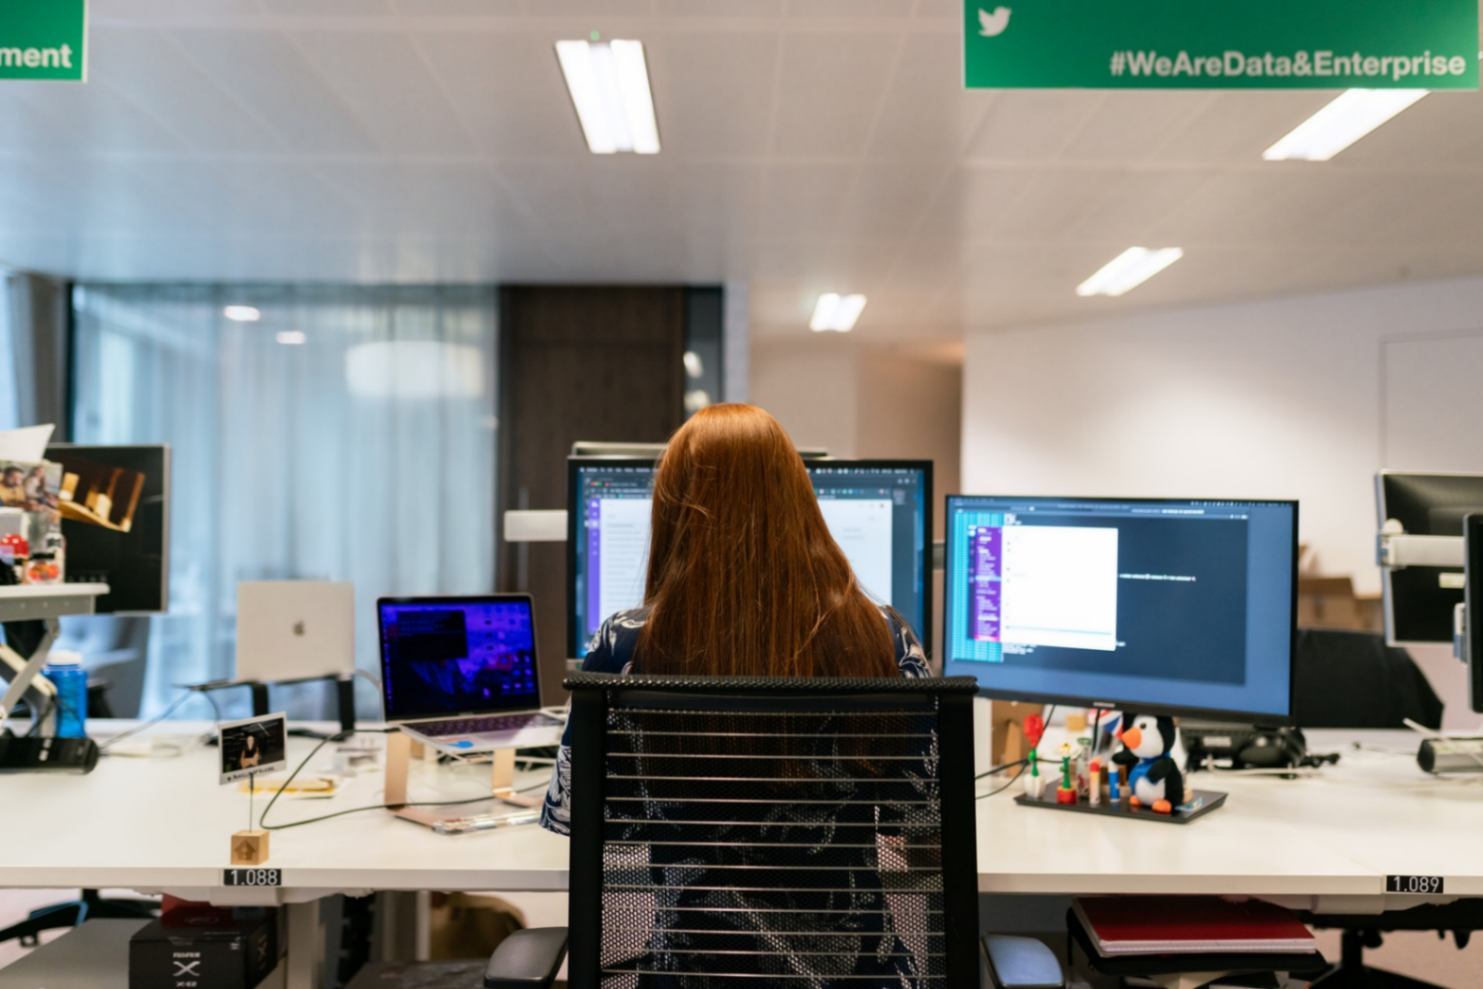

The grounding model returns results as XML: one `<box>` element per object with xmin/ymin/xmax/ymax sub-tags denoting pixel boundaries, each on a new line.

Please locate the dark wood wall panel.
<box><xmin>497</xmin><ymin>286</ymin><xmax>686</xmax><ymax>700</ymax></box>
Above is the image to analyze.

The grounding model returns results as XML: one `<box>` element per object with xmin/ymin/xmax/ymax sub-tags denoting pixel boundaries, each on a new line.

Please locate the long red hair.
<box><xmin>637</xmin><ymin>404</ymin><xmax>898</xmax><ymax>678</ymax></box>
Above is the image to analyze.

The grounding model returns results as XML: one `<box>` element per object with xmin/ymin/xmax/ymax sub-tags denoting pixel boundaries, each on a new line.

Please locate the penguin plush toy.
<box><xmin>1111</xmin><ymin>713</ymin><xmax>1185</xmax><ymax>815</ymax></box>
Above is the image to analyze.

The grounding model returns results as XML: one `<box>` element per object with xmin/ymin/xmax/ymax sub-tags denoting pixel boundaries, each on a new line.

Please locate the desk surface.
<box><xmin>5</xmin><ymin>717</ymin><xmax>1482</xmax><ymax>907</ymax></box>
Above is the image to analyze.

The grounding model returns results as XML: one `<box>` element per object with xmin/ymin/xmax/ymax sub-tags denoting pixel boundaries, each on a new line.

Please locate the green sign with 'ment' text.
<box><xmin>1</xmin><ymin>0</ymin><xmax>87</xmax><ymax>82</ymax></box>
<box><xmin>964</xmin><ymin>0</ymin><xmax>1479</xmax><ymax>90</ymax></box>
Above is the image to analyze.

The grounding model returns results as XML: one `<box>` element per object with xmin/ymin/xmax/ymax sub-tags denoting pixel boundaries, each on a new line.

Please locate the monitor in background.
<box><xmin>1466</xmin><ymin>515</ymin><xmax>1483</xmax><ymax>714</ymax></box>
<box><xmin>45</xmin><ymin>444</ymin><xmax>170</xmax><ymax>614</ymax></box>
<box><xmin>377</xmin><ymin>595</ymin><xmax>540</xmax><ymax>721</ymax></box>
<box><xmin>942</xmin><ymin>496</ymin><xmax>1297</xmax><ymax>723</ymax></box>
<box><xmin>1376</xmin><ymin>471</ymin><xmax>1483</xmax><ymax>646</ymax></box>
<box><xmin>567</xmin><ymin>457</ymin><xmax>932</xmax><ymax>659</ymax></box>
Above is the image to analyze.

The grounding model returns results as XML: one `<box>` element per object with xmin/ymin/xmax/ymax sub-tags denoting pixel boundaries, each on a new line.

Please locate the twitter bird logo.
<box><xmin>978</xmin><ymin>6</ymin><xmax>1011</xmax><ymax>37</ymax></box>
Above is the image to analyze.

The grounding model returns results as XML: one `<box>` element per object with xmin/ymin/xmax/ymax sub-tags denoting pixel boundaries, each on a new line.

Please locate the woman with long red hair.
<box><xmin>541</xmin><ymin>403</ymin><xmax>927</xmax><ymax>834</ymax></box>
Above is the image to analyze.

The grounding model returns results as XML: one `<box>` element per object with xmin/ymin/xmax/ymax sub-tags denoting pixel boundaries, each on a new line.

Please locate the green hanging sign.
<box><xmin>1</xmin><ymin>0</ymin><xmax>87</xmax><ymax>82</ymax></box>
<box><xmin>963</xmin><ymin>0</ymin><xmax>1479</xmax><ymax>90</ymax></box>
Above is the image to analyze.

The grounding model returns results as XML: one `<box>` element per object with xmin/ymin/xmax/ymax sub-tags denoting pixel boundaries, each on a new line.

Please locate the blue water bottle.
<box><xmin>43</xmin><ymin>650</ymin><xmax>87</xmax><ymax>738</ymax></box>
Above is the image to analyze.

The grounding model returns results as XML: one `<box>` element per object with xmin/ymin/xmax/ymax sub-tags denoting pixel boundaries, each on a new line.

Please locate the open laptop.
<box><xmin>377</xmin><ymin>594</ymin><xmax>563</xmax><ymax>752</ymax></box>
<box><xmin>236</xmin><ymin>581</ymin><xmax>355</xmax><ymax>683</ymax></box>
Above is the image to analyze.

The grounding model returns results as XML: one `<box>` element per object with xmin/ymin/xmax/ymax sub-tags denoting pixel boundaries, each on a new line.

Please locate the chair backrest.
<box><xmin>1293</xmin><ymin>627</ymin><xmax>1444</xmax><ymax>729</ymax></box>
<box><xmin>564</xmin><ymin>673</ymin><xmax>980</xmax><ymax>988</ymax></box>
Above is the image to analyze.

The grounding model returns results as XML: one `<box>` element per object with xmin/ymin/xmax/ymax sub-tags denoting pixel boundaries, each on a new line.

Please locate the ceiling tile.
<box><xmin>414</xmin><ymin>31</ymin><xmax>580</xmax><ymax>158</ymax></box>
<box><xmin>171</xmin><ymin>29</ymin><xmax>380</xmax><ymax>153</ymax></box>
<box><xmin>289</xmin><ymin>30</ymin><xmax>475</xmax><ymax>154</ymax></box>
<box><xmin>769</xmin><ymin>31</ymin><xmax>900</xmax><ymax>158</ymax></box>
<box><xmin>647</xmin><ymin>32</ymin><xmax>779</xmax><ymax>157</ymax></box>
<box><xmin>867</xmin><ymin>31</ymin><xmax>988</xmax><ymax>160</ymax></box>
<box><xmin>91</xmin><ymin>29</ymin><xmax>287</xmax><ymax>153</ymax></box>
<box><xmin>965</xmin><ymin>90</ymin><xmax>1102</xmax><ymax>162</ymax></box>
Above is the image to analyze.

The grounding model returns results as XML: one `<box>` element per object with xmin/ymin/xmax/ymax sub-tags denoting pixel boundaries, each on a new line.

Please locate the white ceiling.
<box><xmin>3</xmin><ymin>0</ymin><xmax>1483</xmax><ymax>345</ymax></box>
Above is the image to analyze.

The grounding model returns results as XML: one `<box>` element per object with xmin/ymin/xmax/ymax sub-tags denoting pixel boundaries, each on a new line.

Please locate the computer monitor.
<box><xmin>942</xmin><ymin>496</ymin><xmax>1297</xmax><ymax>723</ymax></box>
<box><xmin>1376</xmin><ymin>471</ymin><xmax>1483</xmax><ymax>646</ymax></box>
<box><xmin>1465</xmin><ymin>514</ymin><xmax>1483</xmax><ymax>714</ymax></box>
<box><xmin>377</xmin><ymin>595</ymin><xmax>541</xmax><ymax>721</ymax></box>
<box><xmin>567</xmin><ymin>457</ymin><xmax>933</xmax><ymax>659</ymax></box>
<box><xmin>45</xmin><ymin>444</ymin><xmax>170</xmax><ymax>615</ymax></box>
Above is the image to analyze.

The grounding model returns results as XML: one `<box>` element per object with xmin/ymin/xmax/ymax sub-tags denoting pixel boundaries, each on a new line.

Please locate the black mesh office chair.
<box><xmin>481</xmin><ymin>672</ymin><xmax>1063</xmax><ymax>989</ymax></box>
<box><xmin>1293</xmin><ymin>628</ymin><xmax>1442</xmax><ymax>730</ymax></box>
<box><xmin>1292</xmin><ymin>628</ymin><xmax>1467</xmax><ymax>988</ymax></box>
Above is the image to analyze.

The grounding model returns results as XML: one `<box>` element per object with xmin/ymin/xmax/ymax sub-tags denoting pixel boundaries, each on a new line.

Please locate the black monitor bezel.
<box><xmin>45</xmin><ymin>442</ymin><xmax>171</xmax><ymax>616</ymax></box>
<box><xmin>941</xmin><ymin>493</ymin><xmax>1299</xmax><ymax>726</ymax></box>
<box><xmin>1376</xmin><ymin>470</ymin><xmax>1483</xmax><ymax>647</ymax></box>
<box><xmin>565</xmin><ymin>455</ymin><xmax>935</xmax><ymax>660</ymax></box>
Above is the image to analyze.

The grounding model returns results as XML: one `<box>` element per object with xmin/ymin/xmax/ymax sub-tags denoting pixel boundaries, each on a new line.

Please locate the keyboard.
<box><xmin>409</xmin><ymin>712</ymin><xmax>559</xmax><ymax>737</ymax></box>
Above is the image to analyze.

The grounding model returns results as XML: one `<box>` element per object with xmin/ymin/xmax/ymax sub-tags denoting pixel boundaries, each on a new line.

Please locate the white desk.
<box><xmin>977</xmin><ymin>729</ymin><xmax>1483</xmax><ymax>908</ymax></box>
<box><xmin>2</xmin><ymin>721</ymin><xmax>568</xmax><ymax>905</ymax></box>
<box><xmin>6</xmin><ymin>719</ymin><xmax>1483</xmax><ymax>986</ymax></box>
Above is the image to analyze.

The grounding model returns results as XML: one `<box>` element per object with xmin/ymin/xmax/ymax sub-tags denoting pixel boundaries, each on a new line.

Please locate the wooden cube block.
<box><xmin>230</xmin><ymin>829</ymin><xmax>270</xmax><ymax>865</ymax></box>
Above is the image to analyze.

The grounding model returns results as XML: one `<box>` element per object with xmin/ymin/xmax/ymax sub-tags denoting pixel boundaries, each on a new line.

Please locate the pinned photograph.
<box><xmin>219</xmin><ymin>713</ymin><xmax>288</xmax><ymax>784</ymax></box>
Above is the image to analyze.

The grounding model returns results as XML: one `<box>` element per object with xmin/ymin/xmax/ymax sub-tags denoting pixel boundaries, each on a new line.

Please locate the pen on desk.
<box><xmin>434</xmin><ymin>812</ymin><xmax>541</xmax><ymax>835</ymax></box>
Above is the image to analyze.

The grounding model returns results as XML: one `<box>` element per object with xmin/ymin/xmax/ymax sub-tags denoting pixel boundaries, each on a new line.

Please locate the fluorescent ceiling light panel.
<box><xmin>810</xmin><ymin>293</ymin><xmax>867</xmax><ymax>333</ymax></box>
<box><xmin>275</xmin><ymin>331</ymin><xmax>307</xmax><ymax>346</ymax></box>
<box><xmin>223</xmin><ymin>305</ymin><xmax>261</xmax><ymax>322</ymax></box>
<box><xmin>555</xmin><ymin>39</ymin><xmax>660</xmax><ymax>155</ymax></box>
<box><xmin>1263</xmin><ymin>89</ymin><xmax>1427</xmax><ymax>162</ymax></box>
<box><xmin>1076</xmin><ymin>247</ymin><xmax>1184</xmax><ymax>298</ymax></box>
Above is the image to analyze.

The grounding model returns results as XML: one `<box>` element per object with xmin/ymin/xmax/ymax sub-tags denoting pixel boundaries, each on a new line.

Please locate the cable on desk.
<box><xmin>977</xmin><ymin>763</ymin><xmax>1027</xmax><ymax>801</ymax></box>
<box><xmin>258</xmin><ymin>728</ymin><xmax>550</xmax><ymax>833</ymax></box>
<box><xmin>98</xmin><ymin>688</ymin><xmax>215</xmax><ymax>754</ymax></box>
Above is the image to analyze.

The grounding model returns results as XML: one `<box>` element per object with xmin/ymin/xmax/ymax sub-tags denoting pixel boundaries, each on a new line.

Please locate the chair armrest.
<box><xmin>483</xmin><ymin>927</ymin><xmax>569</xmax><ymax>989</ymax></box>
<box><xmin>981</xmin><ymin>934</ymin><xmax>1065</xmax><ymax>988</ymax></box>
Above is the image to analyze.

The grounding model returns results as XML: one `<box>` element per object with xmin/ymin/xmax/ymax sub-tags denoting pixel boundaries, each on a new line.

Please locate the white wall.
<box><xmin>751</xmin><ymin>340</ymin><xmax>963</xmax><ymax>507</ymax></box>
<box><xmin>962</xmin><ymin>276</ymin><xmax>1483</xmax><ymax>726</ymax></box>
<box><xmin>752</xmin><ymin>339</ymin><xmax>964</xmax><ymax>662</ymax></box>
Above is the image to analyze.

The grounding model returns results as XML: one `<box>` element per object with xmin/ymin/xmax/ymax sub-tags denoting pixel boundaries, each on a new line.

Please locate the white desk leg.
<box><xmin>284</xmin><ymin>899</ymin><xmax>323</xmax><ymax>989</ymax></box>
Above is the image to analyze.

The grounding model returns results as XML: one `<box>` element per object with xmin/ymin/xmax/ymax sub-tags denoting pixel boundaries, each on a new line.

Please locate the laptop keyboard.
<box><xmin>414</xmin><ymin>712</ymin><xmax>559</xmax><ymax>737</ymax></box>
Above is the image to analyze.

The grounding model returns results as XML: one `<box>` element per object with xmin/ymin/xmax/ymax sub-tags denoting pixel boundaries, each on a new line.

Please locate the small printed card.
<box><xmin>218</xmin><ymin>712</ymin><xmax>288</xmax><ymax>784</ymax></box>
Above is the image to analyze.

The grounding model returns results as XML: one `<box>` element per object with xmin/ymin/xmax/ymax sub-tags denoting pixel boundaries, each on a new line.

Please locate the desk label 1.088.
<box><xmin>1386</xmin><ymin>875</ymin><xmax>1444</xmax><ymax>894</ymax></box>
<box><xmin>223</xmin><ymin>868</ymin><xmax>282</xmax><ymax>887</ymax></box>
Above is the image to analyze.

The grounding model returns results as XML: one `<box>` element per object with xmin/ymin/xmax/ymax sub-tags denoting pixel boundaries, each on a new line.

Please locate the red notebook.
<box><xmin>1073</xmin><ymin>896</ymin><xmax>1316</xmax><ymax>956</ymax></box>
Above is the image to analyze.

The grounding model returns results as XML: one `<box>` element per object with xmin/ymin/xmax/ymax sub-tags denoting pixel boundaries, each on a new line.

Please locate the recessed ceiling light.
<box><xmin>275</xmin><ymin>331</ymin><xmax>307</xmax><ymax>346</ymax></box>
<box><xmin>810</xmin><ymin>293</ymin><xmax>867</xmax><ymax>333</ymax></box>
<box><xmin>683</xmin><ymin>351</ymin><xmax>704</xmax><ymax>378</ymax></box>
<box><xmin>1263</xmin><ymin>89</ymin><xmax>1427</xmax><ymax>162</ymax></box>
<box><xmin>555</xmin><ymin>39</ymin><xmax>660</xmax><ymax>154</ymax></box>
<box><xmin>223</xmin><ymin>305</ymin><xmax>261</xmax><ymax>322</ymax></box>
<box><xmin>1076</xmin><ymin>247</ymin><xmax>1184</xmax><ymax>298</ymax></box>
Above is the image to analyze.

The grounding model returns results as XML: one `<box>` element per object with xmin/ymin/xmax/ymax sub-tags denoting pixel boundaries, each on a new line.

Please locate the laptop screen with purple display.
<box><xmin>378</xmin><ymin>595</ymin><xmax>540</xmax><ymax>721</ymax></box>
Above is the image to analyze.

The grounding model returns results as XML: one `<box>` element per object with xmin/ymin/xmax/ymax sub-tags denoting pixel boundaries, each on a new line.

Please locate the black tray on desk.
<box><xmin>1014</xmin><ymin>787</ymin><xmax>1227</xmax><ymax>824</ymax></box>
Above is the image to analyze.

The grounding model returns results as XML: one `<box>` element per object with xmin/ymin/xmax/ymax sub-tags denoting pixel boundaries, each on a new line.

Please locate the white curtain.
<box><xmin>70</xmin><ymin>284</ymin><xmax>499</xmax><ymax>715</ymax></box>
<box><xmin>0</xmin><ymin>273</ymin><xmax>16</xmax><ymax>430</ymax></box>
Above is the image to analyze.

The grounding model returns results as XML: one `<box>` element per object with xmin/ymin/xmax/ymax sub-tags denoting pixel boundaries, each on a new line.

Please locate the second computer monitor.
<box><xmin>942</xmin><ymin>496</ymin><xmax>1297</xmax><ymax>723</ymax></box>
<box><xmin>568</xmin><ymin>457</ymin><xmax>932</xmax><ymax>659</ymax></box>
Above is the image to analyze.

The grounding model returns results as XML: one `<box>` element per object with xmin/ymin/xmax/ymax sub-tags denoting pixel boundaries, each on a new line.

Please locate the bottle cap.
<box><xmin>45</xmin><ymin>649</ymin><xmax>83</xmax><ymax>667</ymax></box>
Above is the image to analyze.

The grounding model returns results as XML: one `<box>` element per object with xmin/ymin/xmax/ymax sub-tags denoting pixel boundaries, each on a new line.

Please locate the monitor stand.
<box><xmin>383</xmin><ymin>730</ymin><xmax>538</xmax><ymax>831</ymax></box>
<box><xmin>1182</xmin><ymin>721</ymin><xmax>1337</xmax><ymax>773</ymax></box>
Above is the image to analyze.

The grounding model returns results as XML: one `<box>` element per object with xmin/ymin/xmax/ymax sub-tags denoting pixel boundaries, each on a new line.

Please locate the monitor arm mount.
<box><xmin>1376</xmin><ymin>518</ymin><xmax>1467</xmax><ymax>663</ymax></box>
<box><xmin>0</xmin><ymin>617</ymin><xmax>62</xmax><ymax>737</ymax></box>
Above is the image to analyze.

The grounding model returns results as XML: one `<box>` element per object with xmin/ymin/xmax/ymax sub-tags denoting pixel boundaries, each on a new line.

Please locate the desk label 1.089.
<box><xmin>1386</xmin><ymin>875</ymin><xmax>1444</xmax><ymax>894</ymax></box>
<box><xmin>223</xmin><ymin>868</ymin><xmax>282</xmax><ymax>887</ymax></box>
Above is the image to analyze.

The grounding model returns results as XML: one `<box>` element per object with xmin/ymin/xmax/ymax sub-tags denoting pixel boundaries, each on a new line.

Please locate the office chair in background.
<box><xmin>1293</xmin><ymin>627</ymin><xmax>1464</xmax><ymax>988</ymax></box>
<box><xmin>1292</xmin><ymin>627</ymin><xmax>1443</xmax><ymax>730</ymax></box>
<box><xmin>481</xmin><ymin>672</ymin><xmax>1064</xmax><ymax>989</ymax></box>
